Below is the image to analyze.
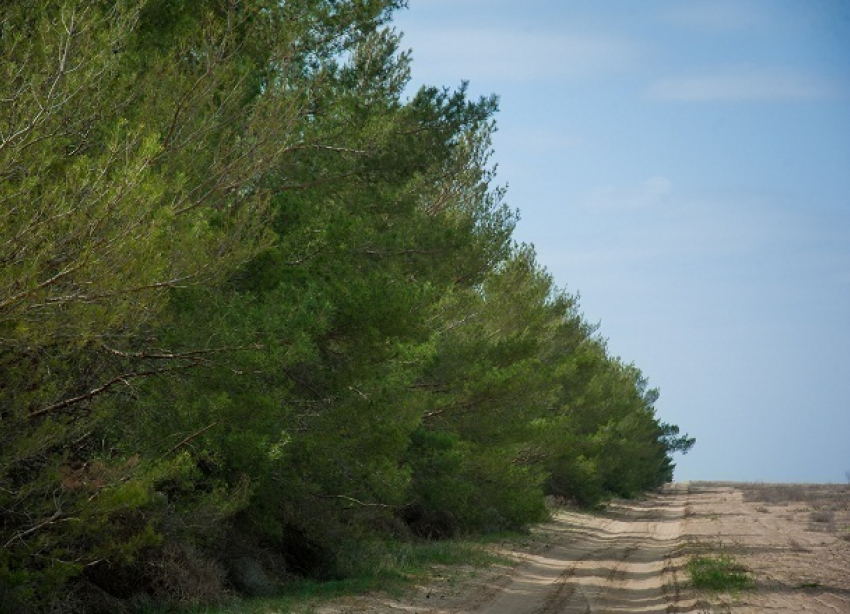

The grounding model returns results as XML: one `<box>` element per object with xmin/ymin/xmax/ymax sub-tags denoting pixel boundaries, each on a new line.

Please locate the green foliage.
<box><xmin>689</xmin><ymin>554</ymin><xmax>754</xmax><ymax>591</ymax></box>
<box><xmin>404</xmin><ymin>429</ymin><xmax>547</xmax><ymax>536</ymax></box>
<box><xmin>1</xmin><ymin>1</ymin><xmax>694</xmax><ymax>609</ymax></box>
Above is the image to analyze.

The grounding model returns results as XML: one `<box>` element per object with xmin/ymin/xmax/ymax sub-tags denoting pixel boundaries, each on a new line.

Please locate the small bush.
<box><xmin>810</xmin><ymin>509</ymin><xmax>835</xmax><ymax>523</ymax></box>
<box><xmin>689</xmin><ymin>554</ymin><xmax>753</xmax><ymax>591</ymax></box>
<box><xmin>145</xmin><ymin>543</ymin><xmax>229</xmax><ymax>606</ymax></box>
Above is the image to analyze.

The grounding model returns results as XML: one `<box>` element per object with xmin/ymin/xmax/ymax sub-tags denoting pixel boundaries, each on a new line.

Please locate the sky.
<box><xmin>393</xmin><ymin>0</ymin><xmax>850</xmax><ymax>483</ymax></box>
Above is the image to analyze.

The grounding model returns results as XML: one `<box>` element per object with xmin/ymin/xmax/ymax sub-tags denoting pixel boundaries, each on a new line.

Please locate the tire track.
<box><xmin>460</xmin><ymin>484</ymin><xmax>689</xmax><ymax>613</ymax></box>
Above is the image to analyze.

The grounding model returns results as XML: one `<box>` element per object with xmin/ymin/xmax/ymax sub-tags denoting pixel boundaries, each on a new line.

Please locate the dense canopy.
<box><xmin>0</xmin><ymin>1</ymin><xmax>693</xmax><ymax>610</ymax></box>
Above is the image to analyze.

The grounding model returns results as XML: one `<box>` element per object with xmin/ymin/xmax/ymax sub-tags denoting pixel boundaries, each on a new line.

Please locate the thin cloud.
<box><xmin>580</xmin><ymin>176</ymin><xmax>673</xmax><ymax>212</ymax></box>
<box><xmin>658</xmin><ymin>0</ymin><xmax>767</xmax><ymax>32</ymax></box>
<box><xmin>404</xmin><ymin>27</ymin><xmax>639</xmax><ymax>83</ymax></box>
<box><xmin>647</xmin><ymin>65</ymin><xmax>842</xmax><ymax>102</ymax></box>
<box><xmin>500</xmin><ymin>126</ymin><xmax>583</xmax><ymax>153</ymax></box>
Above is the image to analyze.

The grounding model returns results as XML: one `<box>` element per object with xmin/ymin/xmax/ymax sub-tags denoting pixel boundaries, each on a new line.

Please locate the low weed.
<box><xmin>688</xmin><ymin>554</ymin><xmax>754</xmax><ymax>591</ymax></box>
<box><xmin>788</xmin><ymin>538</ymin><xmax>810</xmax><ymax>552</ymax></box>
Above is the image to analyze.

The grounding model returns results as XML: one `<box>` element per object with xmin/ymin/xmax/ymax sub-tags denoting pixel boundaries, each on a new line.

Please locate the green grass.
<box><xmin>688</xmin><ymin>554</ymin><xmax>754</xmax><ymax>591</ymax></box>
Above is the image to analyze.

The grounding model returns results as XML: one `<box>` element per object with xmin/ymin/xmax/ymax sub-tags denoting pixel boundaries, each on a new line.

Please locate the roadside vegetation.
<box><xmin>0</xmin><ymin>2</ymin><xmax>694</xmax><ymax>612</ymax></box>
<box><xmin>137</xmin><ymin>535</ymin><xmax>509</xmax><ymax>614</ymax></box>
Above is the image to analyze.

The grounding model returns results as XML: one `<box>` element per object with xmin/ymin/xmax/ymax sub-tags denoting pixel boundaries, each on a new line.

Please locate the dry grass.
<box><xmin>788</xmin><ymin>538</ymin><xmax>810</xmax><ymax>552</ymax></box>
<box><xmin>810</xmin><ymin>509</ymin><xmax>836</xmax><ymax>523</ymax></box>
<box><xmin>740</xmin><ymin>483</ymin><xmax>850</xmax><ymax>507</ymax></box>
<box><xmin>733</xmin><ymin>483</ymin><xmax>850</xmax><ymax>536</ymax></box>
<box><xmin>146</xmin><ymin>543</ymin><xmax>230</xmax><ymax>607</ymax></box>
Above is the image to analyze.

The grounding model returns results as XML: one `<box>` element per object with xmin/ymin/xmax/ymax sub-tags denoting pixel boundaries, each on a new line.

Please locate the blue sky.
<box><xmin>393</xmin><ymin>0</ymin><xmax>850</xmax><ymax>483</ymax></box>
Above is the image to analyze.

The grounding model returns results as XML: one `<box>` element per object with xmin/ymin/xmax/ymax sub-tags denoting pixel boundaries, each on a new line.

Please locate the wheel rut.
<box><xmin>460</xmin><ymin>484</ymin><xmax>689</xmax><ymax>613</ymax></box>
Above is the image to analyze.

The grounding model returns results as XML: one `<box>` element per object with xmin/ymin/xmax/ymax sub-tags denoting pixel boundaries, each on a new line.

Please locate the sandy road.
<box><xmin>319</xmin><ymin>482</ymin><xmax>850</xmax><ymax>613</ymax></box>
<box><xmin>450</xmin><ymin>484</ymin><xmax>689</xmax><ymax>614</ymax></box>
<box><xmin>317</xmin><ymin>486</ymin><xmax>691</xmax><ymax>614</ymax></box>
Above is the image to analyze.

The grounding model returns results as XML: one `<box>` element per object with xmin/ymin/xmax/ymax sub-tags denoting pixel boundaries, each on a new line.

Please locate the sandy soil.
<box><xmin>314</xmin><ymin>482</ymin><xmax>850</xmax><ymax>613</ymax></box>
<box><xmin>684</xmin><ymin>482</ymin><xmax>850</xmax><ymax>613</ymax></box>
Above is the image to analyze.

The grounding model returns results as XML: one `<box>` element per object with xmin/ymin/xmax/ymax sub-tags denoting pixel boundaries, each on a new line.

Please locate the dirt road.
<box><xmin>442</xmin><ymin>486</ymin><xmax>688</xmax><ymax>613</ymax></box>
<box><xmin>318</xmin><ymin>482</ymin><xmax>850</xmax><ymax>613</ymax></box>
<box><xmin>319</xmin><ymin>484</ymin><xmax>692</xmax><ymax>613</ymax></box>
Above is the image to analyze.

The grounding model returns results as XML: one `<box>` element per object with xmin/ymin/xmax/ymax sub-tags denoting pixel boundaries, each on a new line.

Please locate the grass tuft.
<box><xmin>688</xmin><ymin>554</ymin><xmax>754</xmax><ymax>591</ymax></box>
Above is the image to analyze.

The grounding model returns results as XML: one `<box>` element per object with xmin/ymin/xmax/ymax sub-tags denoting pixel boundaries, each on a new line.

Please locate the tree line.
<box><xmin>0</xmin><ymin>1</ymin><xmax>694</xmax><ymax>610</ymax></box>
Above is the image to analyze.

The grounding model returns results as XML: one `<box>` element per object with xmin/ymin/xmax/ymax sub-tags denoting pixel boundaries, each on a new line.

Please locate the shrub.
<box><xmin>145</xmin><ymin>543</ymin><xmax>229</xmax><ymax>606</ymax></box>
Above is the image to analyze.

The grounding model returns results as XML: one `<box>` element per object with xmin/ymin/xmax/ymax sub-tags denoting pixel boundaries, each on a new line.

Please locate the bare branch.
<box><xmin>30</xmin><ymin>363</ymin><xmax>200</xmax><ymax>419</ymax></box>
<box><xmin>3</xmin><ymin>510</ymin><xmax>63</xmax><ymax>550</ymax></box>
<box><xmin>158</xmin><ymin>421</ymin><xmax>220</xmax><ymax>462</ymax></box>
<box><xmin>309</xmin><ymin>492</ymin><xmax>391</xmax><ymax>508</ymax></box>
